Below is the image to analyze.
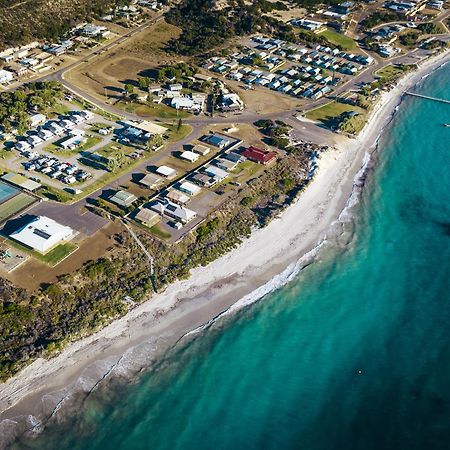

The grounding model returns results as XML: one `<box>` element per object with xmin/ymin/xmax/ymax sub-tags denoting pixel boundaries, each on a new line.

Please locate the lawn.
<box><xmin>165</xmin><ymin>123</ymin><xmax>193</xmax><ymax>143</ymax></box>
<box><xmin>4</xmin><ymin>238</ymin><xmax>78</xmax><ymax>266</ymax></box>
<box><xmin>318</xmin><ymin>29</ymin><xmax>358</xmax><ymax>51</ymax></box>
<box><xmin>233</xmin><ymin>160</ymin><xmax>263</xmax><ymax>180</ymax></box>
<box><xmin>47</xmin><ymin>103</ymin><xmax>71</xmax><ymax>118</ymax></box>
<box><xmin>90</xmin><ymin>123</ymin><xmax>111</xmax><ymax>133</ymax></box>
<box><xmin>44</xmin><ymin>136</ymin><xmax>102</xmax><ymax>156</ymax></box>
<box><xmin>0</xmin><ymin>193</ymin><xmax>36</xmax><ymax>222</ymax></box>
<box><xmin>305</xmin><ymin>101</ymin><xmax>365</xmax><ymax>123</ymax></box>
<box><xmin>375</xmin><ymin>65</ymin><xmax>408</xmax><ymax>82</ymax></box>
<box><xmin>148</xmin><ymin>223</ymin><xmax>171</xmax><ymax>240</ymax></box>
<box><xmin>121</xmin><ymin>101</ymin><xmax>191</xmax><ymax>120</ymax></box>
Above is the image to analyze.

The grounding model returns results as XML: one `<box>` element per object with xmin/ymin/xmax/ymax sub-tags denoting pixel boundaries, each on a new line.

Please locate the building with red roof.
<box><xmin>241</xmin><ymin>146</ymin><xmax>277</xmax><ymax>165</ymax></box>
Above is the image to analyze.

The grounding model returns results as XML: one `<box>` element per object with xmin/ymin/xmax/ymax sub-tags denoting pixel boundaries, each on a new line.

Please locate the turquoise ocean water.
<box><xmin>15</xmin><ymin>63</ymin><xmax>450</xmax><ymax>450</ymax></box>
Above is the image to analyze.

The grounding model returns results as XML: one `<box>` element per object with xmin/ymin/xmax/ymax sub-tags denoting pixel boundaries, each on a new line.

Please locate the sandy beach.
<box><xmin>1</xmin><ymin>49</ymin><xmax>449</xmax><ymax>445</ymax></box>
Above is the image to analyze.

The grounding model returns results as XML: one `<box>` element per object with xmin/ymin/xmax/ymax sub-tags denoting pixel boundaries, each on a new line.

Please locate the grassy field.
<box><xmin>89</xmin><ymin>123</ymin><xmax>111</xmax><ymax>133</ymax></box>
<box><xmin>149</xmin><ymin>224</ymin><xmax>171</xmax><ymax>240</ymax></box>
<box><xmin>232</xmin><ymin>160</ymin><xmax>263</xmax><ymax>179</ymax></box>
<box><xmin>0</xmin><ymin>193</ymin><xmax>36</xmax><ymax>222</ymax></box>
<box><xmin>305</xmin><ymin>101</ymin><xmax>365</xmax><ymax>122</ymax></box>
<box><xmin>4</xmin><ymin>238</ymin><xmax>78</xmax><ymax>266</ymax></box>
<box><xmin>375</xmin><ymin>65</ymin><xmax>408</xmax><ymax>81</ymax></box>
<box><xmin>120</xmin><ymin>101</ymin><xmax>191</xmax><ymax>120</ymax></box>
<box><xmin>165</xmin><ymin>123</ymin><xmax>193</xmax><ymax>143</ymax></box>
<box><xmin>318</xmin><ymin>29</ymin><xmax>358</xmax><ymax>51</ymax></box>
<box><xmin>44</xmin><ymin>136</ymin><xmax>102</xmax><ymax>156</ymax></box>
<box><xmin>47</xmin><ymin>103</ymin><xmax>71</xmax><ymax>118</ymax></box>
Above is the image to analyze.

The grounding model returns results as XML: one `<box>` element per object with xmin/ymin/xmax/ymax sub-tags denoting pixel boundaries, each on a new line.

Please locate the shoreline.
<box><xmin>1</xmin><ymin>49</ymin><xmax>449</xmax><ymax>446</ymax></box>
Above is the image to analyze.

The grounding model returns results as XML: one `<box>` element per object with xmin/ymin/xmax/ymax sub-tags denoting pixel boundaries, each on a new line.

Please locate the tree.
<box><xmin>176</xmin><ymin>117</ymin><xmax>183</xmax><ymax>132</ymax></box>
<box><xmin>138</xmin><ymin>77</ymin><xmax>151</xmax><ymax>91</ymax></box>
<box><xmin>147</xmin><ymin>134</ymin><xmax>164</xmax><ymax>151</ymax></box>
<box><xmin>124</xmin><ymin>84</ymin><xmax>134</xmax><ymax>99</ymax></box>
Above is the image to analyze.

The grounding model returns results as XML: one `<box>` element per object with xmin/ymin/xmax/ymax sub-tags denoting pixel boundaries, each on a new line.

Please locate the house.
<box><xmin>150</xmin><ymin>200</ymin><xmax>197</xmax><ymax>224</ymax></box>
<box><xmin>10</xmin><ymin>216</ymin><xmax>74</xmax><ymax>253</ymax></box>
<box><xmin>224</xmin><ymin>152</ymin><xmax>245</xmax><ymax>163</ymax></box>
<box><xmin>204</xmin><ymin>165</ymin><xmax>229</xmax><ymax>181</ymax></box>
<box><xmin>30</xmin><ymin>113</ymin><xmax>46</xmax><ymax>128</ymax></box>
<box><xmin>165</xmin><ymin>190</ymin><xmax>190</xmax><ymax>205</ymax></box>
<box><xmin>27</xmin><ymin>135</ymin><xmax>43</xmax><ymax>147</ymax></box>
<box><xmin>110</xmin><ymin>190</ymin><xmax>138</xmax><ymax>208</ymax></box>
<box><xmin>192</xmin><ymin>144</ymin><xmax>210</xmax><ymax>156</ymax></box>
<box><xmin>135</xmin><ymin>208</ymin><xmax>161</xmax><ymax>228</ymax></box>
<box><xmin>139</xmin><ymin>173</ymin><xmax>164</xmax><ymax>189</ymax></box>
<box><xmin>291</xmin><ymin>18</ymin><xmax>324</xmax><ymax>32</ymax></box>
<box><xmin>179</xmin><ymin>150</ymin><xmax>199</xmax><ymax>163</ymax></box>
<box><xmin>242</xmin><ymin>146</ymin><xmax>277</xmax><ymax>165</ymax></box>
<box><xmin>15</xmin><ymin>141</ymin><xmax>31</xmax><ymax>152</ymax></box>
<box><xmin>169</xmin><ymin>83</ymin><xmax>183</xmax><ymax>92</ymax></box>
<box><xmin>38</xmin><ymin>129</ymin><xmax>54</xmax><ymax>141</ymax></box>
<box><xmin>215</xmin><ymin>158</ymin><xmax>238</xmax><ymax>171</ymax></box>
<box><xmin>77</xmin><ymin>110</ymin><xmax>94</xmax><ymax>121</ymax></box>
<box><xmin>171</xmin><ymin>97</ymin><xmax>194</xmax><ymax>111</ymax></box>
<box><xmin>8</xmin><ymin>63</ymin><xmax>28</xmax><ymax>77</ymax></box>
<box><xmin>59</xmin><ymin>135</ymin><xmax>87</xmax><ymax>150</ymax></box>
<box><xmin>427</xmin><ymin>0</ymin><xmax>443</xmax><ymax>9</ymax></box>
<box><xmin>217</xmin><ymin>93</ymin><xmax>244</xmax><ymax>112</ymax></box>
<box><xmin>191</xmin><ymin>173</ymin><xmax>216</xmax><ymax>187</ymax></box>
<box><xmin>178</xmin><ymin>181</ymin><xmax>201</xmax><ymax>196</ymax></box>
<box><xmin>0</xmin><ymin>69</ymin><xmax>14</xmax><ymax>84</ymax></box>
<box><xmin>46</xmin><ymin>122</ymin><xmax>65</xmax><ymax>135</ymax></box>
<box><xmin>125</xmin><ymin>120</ymin><xmax>168</xmax><ymax>136</ymax></box>
<box><xmin>79</xmin><ymin>24</ymin><xmax>107</xmax><ymax>38</ymax></box>
<box><xmin>156</xmin><ymin>165</ymin><xmax>177</xmax><ymax>179</ymax></box>
<box><xmin>59</xmin><ymin>119</ymin><xmax>75</xmax><ymax>130</ymax></box>
<box><xmin>194</xmin><ymin>73</ymin><xmax>212</xmax><ymax>82</ymax></box>
<box><xmin>204</xmin><ymin>134</ymin><xmax>231</xmax><ymax>149</ymax></box>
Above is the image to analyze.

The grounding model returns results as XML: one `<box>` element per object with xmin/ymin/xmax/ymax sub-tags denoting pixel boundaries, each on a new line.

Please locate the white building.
<box><xmin>30</xmin><ymin>113</ymin><xmax>46</xmax><ymax>128</ymax></box>
<box><xmin>179</xmin><ymin>150</ymin><xmax>199</xmax><ymax>163</ymax></box>
<box><xmin>156</xmin><ymin>165</ymin><xmax>177</xmax><ymax>179</ymax></box>
<box><xmin>150</xmin><ymin>200</ymin><xmax>197</xmax><ymax>224</ymax></box>
<box><xmin>10</xmin><ymin>216</ymin><xmax>74</xmax><ymax>253</ymax></box>
<box><xmin>59</xmin><ymin>135</ymin><xmax>87</xmax><ymax>150</ymax></box>
<box><xmin>179</xmin><ymin>181</ymin><xmax>201</xmax><ymax>196</ymax></box>
<box><xmin>0</xmin><ymin>69</ymin><xmax>14</xmax><ymax>84</ymax></box>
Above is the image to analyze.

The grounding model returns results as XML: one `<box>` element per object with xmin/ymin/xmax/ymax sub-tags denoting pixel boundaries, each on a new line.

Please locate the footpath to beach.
<box><xmin>1</xmin><ymin>49</ymin><xmax>449</xmax><ymax>447</ymax></box>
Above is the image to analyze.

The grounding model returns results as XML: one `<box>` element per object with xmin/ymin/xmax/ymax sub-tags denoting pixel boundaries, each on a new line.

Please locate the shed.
<box><xmin>179</xmin><ymin>150</ymin><xmax>199</xmax><ymax>163</ymax></box>
<box><xmin>192</xmin><ymin>144</ymin><xmax>210</xmax><ymax>156</ymax></box>
<box><xmin>139</xmin><ymin>173</ymin><xmax>164</xmax><ymax>189</ymax></box>
<box><xmin>110</xmin><ymin>190</ymin><xmax>137</xmax><ymax>208</ymax></box>
<box><xmin>156</xmin><ymin>165</ymin><xmax>177</xmax><ymax>179</ymax></box>
<box><xmin>178</xmin><ymin>181</ymin><xmax>201</xmax><ymax>196</ymax></box>
<box><xmin>135</xmin><ymin>208</ymin><xmax>161</xmax><ymax>227</ymax></box>
<box><xmin>166</xmin><ymin>190</ymin><xmax>190</xmax><ymax>205</ymax></box>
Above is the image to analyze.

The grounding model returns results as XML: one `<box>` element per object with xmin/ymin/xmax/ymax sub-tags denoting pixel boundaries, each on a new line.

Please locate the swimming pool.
<box><xmin>0</xmin><ymin>181</ymin><xmax>19</xmax><ymax>204</ymax></box>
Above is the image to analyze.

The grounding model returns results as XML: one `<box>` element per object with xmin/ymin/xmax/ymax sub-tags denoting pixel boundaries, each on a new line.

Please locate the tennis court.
<box><xmin>0</xmin><ymin>181</ymin><xmax>19</xmax><ymax>204</ymax></box>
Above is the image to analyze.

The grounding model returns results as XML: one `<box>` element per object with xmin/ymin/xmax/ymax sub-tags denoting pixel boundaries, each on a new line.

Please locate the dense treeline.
<box><xmin>0</xmin><ymin>0</ymin><xmax>128</xmax><ymax>50</ymax></box>
<box><xmin>164</xmin><ymin>0</ymin><xmax>356</xmax><ymax>56</ymax></box>
<box><xmin>165</xmin><ymin>0</ymin><xmax>291</xmax><ymax>55</ymax></box>
<box><xmin>0</xmin><ymin>149</ymin><xmax>315</xmax><ymax>381</ymax></box>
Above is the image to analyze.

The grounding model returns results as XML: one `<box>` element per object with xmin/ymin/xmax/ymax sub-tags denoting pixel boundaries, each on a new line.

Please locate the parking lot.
<box><xmin>28</xmin><ymin>201</ymin><xmax>108</xmax><ymax>236</ymax></box>
<box><xmin>2</xmin><ymin>106</ymin><xmax>121</xmax><ymax>193</ymax></box>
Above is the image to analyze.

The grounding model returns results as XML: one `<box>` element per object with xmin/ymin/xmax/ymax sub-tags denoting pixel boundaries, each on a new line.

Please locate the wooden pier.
<box><xmin>405</xmin><ymin>92</ymin><xmax>450</xmax><ymax>105</ymax></box>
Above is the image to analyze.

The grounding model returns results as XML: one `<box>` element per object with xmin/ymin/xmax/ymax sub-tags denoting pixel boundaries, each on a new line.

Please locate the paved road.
<box><xmin>3</xmin><ymin>9</ymin><xmax>446</xmax><ymax>239</ymax></box>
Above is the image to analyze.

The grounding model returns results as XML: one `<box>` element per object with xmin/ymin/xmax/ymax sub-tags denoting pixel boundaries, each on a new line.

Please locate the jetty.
<box><xmin>405</xmin><ymin>92</ymin><xmax>450</xmax><ymax>105</ymax></box>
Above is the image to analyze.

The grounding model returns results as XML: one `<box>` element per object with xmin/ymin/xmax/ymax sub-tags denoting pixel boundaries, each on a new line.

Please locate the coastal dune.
<box><xmin>1</xmin><ymin>49</ymin><xmax>449</xmax><ymax>446</ymax></box>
